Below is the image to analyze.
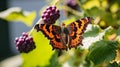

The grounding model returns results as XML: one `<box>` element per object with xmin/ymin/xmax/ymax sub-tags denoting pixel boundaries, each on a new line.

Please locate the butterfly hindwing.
<box><xmin>49</xmin><ymin>25</ymin><xmax>67</xmax><ymax>50</ymax></box>
<box><xmin>50</xmin><ymin>35</ymin><xmax>67</xmax><ymax>50</ymax></box>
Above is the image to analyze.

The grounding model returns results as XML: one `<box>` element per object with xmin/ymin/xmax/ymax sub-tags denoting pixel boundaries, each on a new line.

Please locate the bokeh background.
<box><xmin>0</xmin><ymin>0</ymin><xmax>46</xmax><ymax>61</ymax></box>
<box><xmin>0</xmin><ymin>0</ymin><xmax>120</xmax><ymax>67</ymax></box>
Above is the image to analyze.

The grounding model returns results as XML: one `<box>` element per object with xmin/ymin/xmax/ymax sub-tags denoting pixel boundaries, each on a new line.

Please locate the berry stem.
<box><xmin>28</xmin><ymin>18</ymin><xmax>42</xmax><ymax>36</ymax></box>
<box><xmin>76</xmin><ymin>0</ymin><xmax>90</xmax><ymax>16</ymax></box>
<box><xmin>61</xmin><ymin>5</ymin><xmax>83</xmax><ymax>16</ymax></box>
<box><xmin>53</xmin><ymin>0</ymin><xmax>60</xmax><ymax>5</ymax></box>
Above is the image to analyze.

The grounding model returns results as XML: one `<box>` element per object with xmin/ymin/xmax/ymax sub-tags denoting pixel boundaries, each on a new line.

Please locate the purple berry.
<box><xmin>41</xmin><ymin>6</ymin><xmax>60</xmax><ymax>24</ymax></box>
<box><xmin>14</xmin><ymin>32</ymin><xmax>36</xmax><ymax>53</ymax></box>
<box><xmin>46</xmin><ymin>10</ymin><xmax>51</xmax><ymax>13</ymax></box>
<box><xmin>22</xmin><ymin>32</ymin><xmax>28</xmax><ymax>37</ymax></box>
<box><xmin>22</xmin><ymin>36</ymin><xmax>27</xmax><ymax>39</ymax></box>
<box><xmin>18</xmin><ymin>39</ymin><xmax>24</xmax><ymax>45</ymax></box>
<box><xmin>25</xmin><ymin>37</ymin><xmax>31</xmax><ymax>44</ymax></box>
<box><xmin>43</xmin><ymin>17</ymin><xmax>47</xmax><ymax>20</ymax></box>
<box><xmin>65</xmin><ymin>0</ymin><xmax>78</xmax><ymax>10</ymax></box>
<box><xmin>22</xmin><ymin>32</ymin><xmax>26</xmax><ymax>36</ymax></box>
<box><xmin>43</xmin><ymin>11</ymin><xmax>47</xmax><ymax>14</ymax></box>
<box><xmin>52</xmin><ymin>6</ymin><xmax>56</xmax><ymax>10</ymax></box>
<box><xmin>46</xmin><ymin>6</ymin><xmax>52</xmax><ymax>10</ymax></box>
<box><xmin>56</xmin><ymin>10</ymin><xmax>59</xmax><ymax>13</ymax></box>
<box><xmin>29</xmin><ymin>36</ymin><xmax>33</xmax><ymax>41</ymax></box>
<box><xmin>15</xmin><ymin>37</ymin><xmax>19</xmax><ymax>42</ymax></box>
<box><xmin>64</xmin><ymin>0</ymin><xmax>79</xmax><ymax>16</ymax></box>
<box><xmin>19</xmin><ymin>36</ymin><xmax>23</xmax><ymax>39</ymax></box>
<box><xmin>16</xmin><ymin>41</ymin><xmax>20</xmax><ymax>46</ymax></box>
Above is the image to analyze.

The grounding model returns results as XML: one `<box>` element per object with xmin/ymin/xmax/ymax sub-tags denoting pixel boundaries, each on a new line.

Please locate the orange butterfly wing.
<box><xmin>35</xmin><ymin>17</ymin><xmax>93</xmax><ymax>50</ymax></box>
<box><xmin>67</xmin><ymin>17</ymin><xmax>93</xmax><ymax>49</ymax></box>
<box><xmin>35</xmin><ymin>24</ymin><xmax>67</xmax><ymax>50</ymax></box>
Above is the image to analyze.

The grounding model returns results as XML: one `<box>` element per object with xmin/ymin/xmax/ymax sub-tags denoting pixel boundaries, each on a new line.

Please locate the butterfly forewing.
<box><xmin>35</xmin><ymin>24</ymin><xmax>67</xmax><ymax>50</ymax></box>
<box><xmin>67</xmin><ymin>17</ymin><xmax>93</xmax><ymax>49</ymax></box>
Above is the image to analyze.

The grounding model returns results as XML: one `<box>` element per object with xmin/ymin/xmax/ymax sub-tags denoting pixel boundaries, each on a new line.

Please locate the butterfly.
<box><xmin>35</xmin><ymin>17</ymin><xmax>93</xmax><ymax>50</ymax></box>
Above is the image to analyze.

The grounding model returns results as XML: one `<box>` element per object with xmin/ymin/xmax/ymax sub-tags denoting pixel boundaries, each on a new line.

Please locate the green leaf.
<box><xmin>83</xmin><ymin>24</ymin><xmax>101</xmax><ymax>37</ymax></box>
<box><xmin>104</xmin><ymin>30</ymin><xmax>117</xmax><ymax>41</ymax></box>
<box><xmin>22</xmin><ymin>30</ymin><xmax>55</xmax><ymax>67</ymax></box>
<box><xmin>82</xmin><ymin>26</ymin><xmax>113</xmax><ymax>49</ymax></box>
<box><xmin>86</xmin><ymin>7</ymin><xmax>104</xmax><ymax>17</ymax></box>
<box><xmin>0</xmin><ymin>7</ymin><xmax>36</xmax><ymax>26</ymax></box>
<box><xmin>83</xmin><ymin>57</ymin><xmax>94</xmax><ymax>67</ymax></box>
<box><xmin>88</xmin><ymin>40</ymin><xmax>118</xmax><ymax>65</ymax></box>
<box><xmin>116</xmin><ymin>27</ymin><xmax>120</xmax><ymax>36</ymax></box>
<box><xmin>47</xmin><ymin>52</ymin><xmax>61</xmax><ymax>67</ymax></box>
<box><xmin>107</xmin><ymin>62</ymin><xmax>120</xmax><ymax>67</ymax></box>
<box><xmin>101</xmin><ymin>12</ymin><xmax>115</xmax><ymax>26</ymax></box>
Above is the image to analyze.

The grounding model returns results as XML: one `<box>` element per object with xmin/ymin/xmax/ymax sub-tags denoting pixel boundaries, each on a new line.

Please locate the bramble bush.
<box><xmin>0</xmin><ymin>0</ymin><xmax>120</xmax><ymax>67</ymax></box>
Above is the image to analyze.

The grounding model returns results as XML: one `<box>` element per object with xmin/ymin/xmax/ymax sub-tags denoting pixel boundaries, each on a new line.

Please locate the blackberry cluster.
<box><xmin>42</xmin><ymin>6</ymin><xmax>60</xmax><ymax>24</ymax></box>
<box><xmin>15</xmin><ymin>32</ymin><xmax>36</xmax><ymax>53</ymax></box>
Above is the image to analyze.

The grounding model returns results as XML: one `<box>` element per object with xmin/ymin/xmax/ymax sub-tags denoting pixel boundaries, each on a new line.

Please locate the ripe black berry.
<box><xmin>41</xmin><ymin>6</ymin><xmax>60</xmax><ymax>24</ymax></box>
<box><xmin>15</xmin><ymin>32</ymin><xmax>36</xmax><ymax>53</ymax></box>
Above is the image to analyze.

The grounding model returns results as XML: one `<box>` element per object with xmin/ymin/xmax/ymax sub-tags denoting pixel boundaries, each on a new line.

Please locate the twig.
<box><xmin>76</xmin><ymin>0</ymin><xmax>90</xmax><ymax>16</ymax></box>
<box><xmin>61</xmin><ymin>5</ymin><xmax>83</xmax><ymax>17</ymax></box>
<box><xmin>54</xmin><ymin>0</ymin><xmax>60</xmax><ymax>5</ymax></box>
<box><xmin>28</xmin><ymin>18</ymin><xmax>42</xmax><ymax>36</ymax></box>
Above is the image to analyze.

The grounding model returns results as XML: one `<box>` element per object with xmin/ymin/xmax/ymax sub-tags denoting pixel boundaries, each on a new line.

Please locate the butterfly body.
<box><xmin>35</xmin><ymin>17</ymin><xmax>93</xmax><ymax>50</ymax></box>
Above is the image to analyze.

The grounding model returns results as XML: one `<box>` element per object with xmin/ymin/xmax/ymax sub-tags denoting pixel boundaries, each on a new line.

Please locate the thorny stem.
<box><xmin>76</xmin><ymin>0</ymin><xmax>90</xmax><ymax>16</ymax></box>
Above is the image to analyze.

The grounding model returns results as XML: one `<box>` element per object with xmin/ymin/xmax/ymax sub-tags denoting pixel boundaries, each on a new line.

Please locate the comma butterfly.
<box><xmin>35</xmin><ymin>17</ymin><xmax>93</xmax><ymax>50</ymax></box>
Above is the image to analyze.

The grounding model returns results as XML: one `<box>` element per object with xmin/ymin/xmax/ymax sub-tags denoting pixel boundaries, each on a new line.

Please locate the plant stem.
<box><xmin>61</xmin><ymin>5</ymin><xmax>83</xmax><ymax>17</ymax></box>
<box><xmin>28</xmin><ymin>18</ymin><xmax>42</xmax><ymax>36</ymax></box>
<box><xmin>76</xmin><ymin>0</ymin><xmax>90</xmax><ymax>16</ymax></box>
<box><xmin>54</xmin><ymin>0</ymin><xmax>60</xmax><ymax>5</ymax></box>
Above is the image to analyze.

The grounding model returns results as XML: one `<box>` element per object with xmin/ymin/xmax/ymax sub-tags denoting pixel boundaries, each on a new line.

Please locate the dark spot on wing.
<box><xmin>46</xmin><ymin>25</ymin><xmax>50</xmax><ymax>33</ymax></box>
<box><xmin>55</xmin><ymin>35</ymin><xmax>61</xmax><ymax>42</ymax></box>
<box><xmin>74</xmin><ymin>27</ymin><xmax>77</xmax><ymax>32</ymax></box>
<box><xmin>76</xmin><ymin>20</ymin><xmax>82</xmax><ymax>28</ymax></box>
<box><xmin>52</xmin><ymin>31</ymin><xmax>56</xmax><ymax>35</ymax></box>
<box><xmin>72</xmin><ymin>33</ymin><xmax>77</xmax><ymax>39</ymax></box>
